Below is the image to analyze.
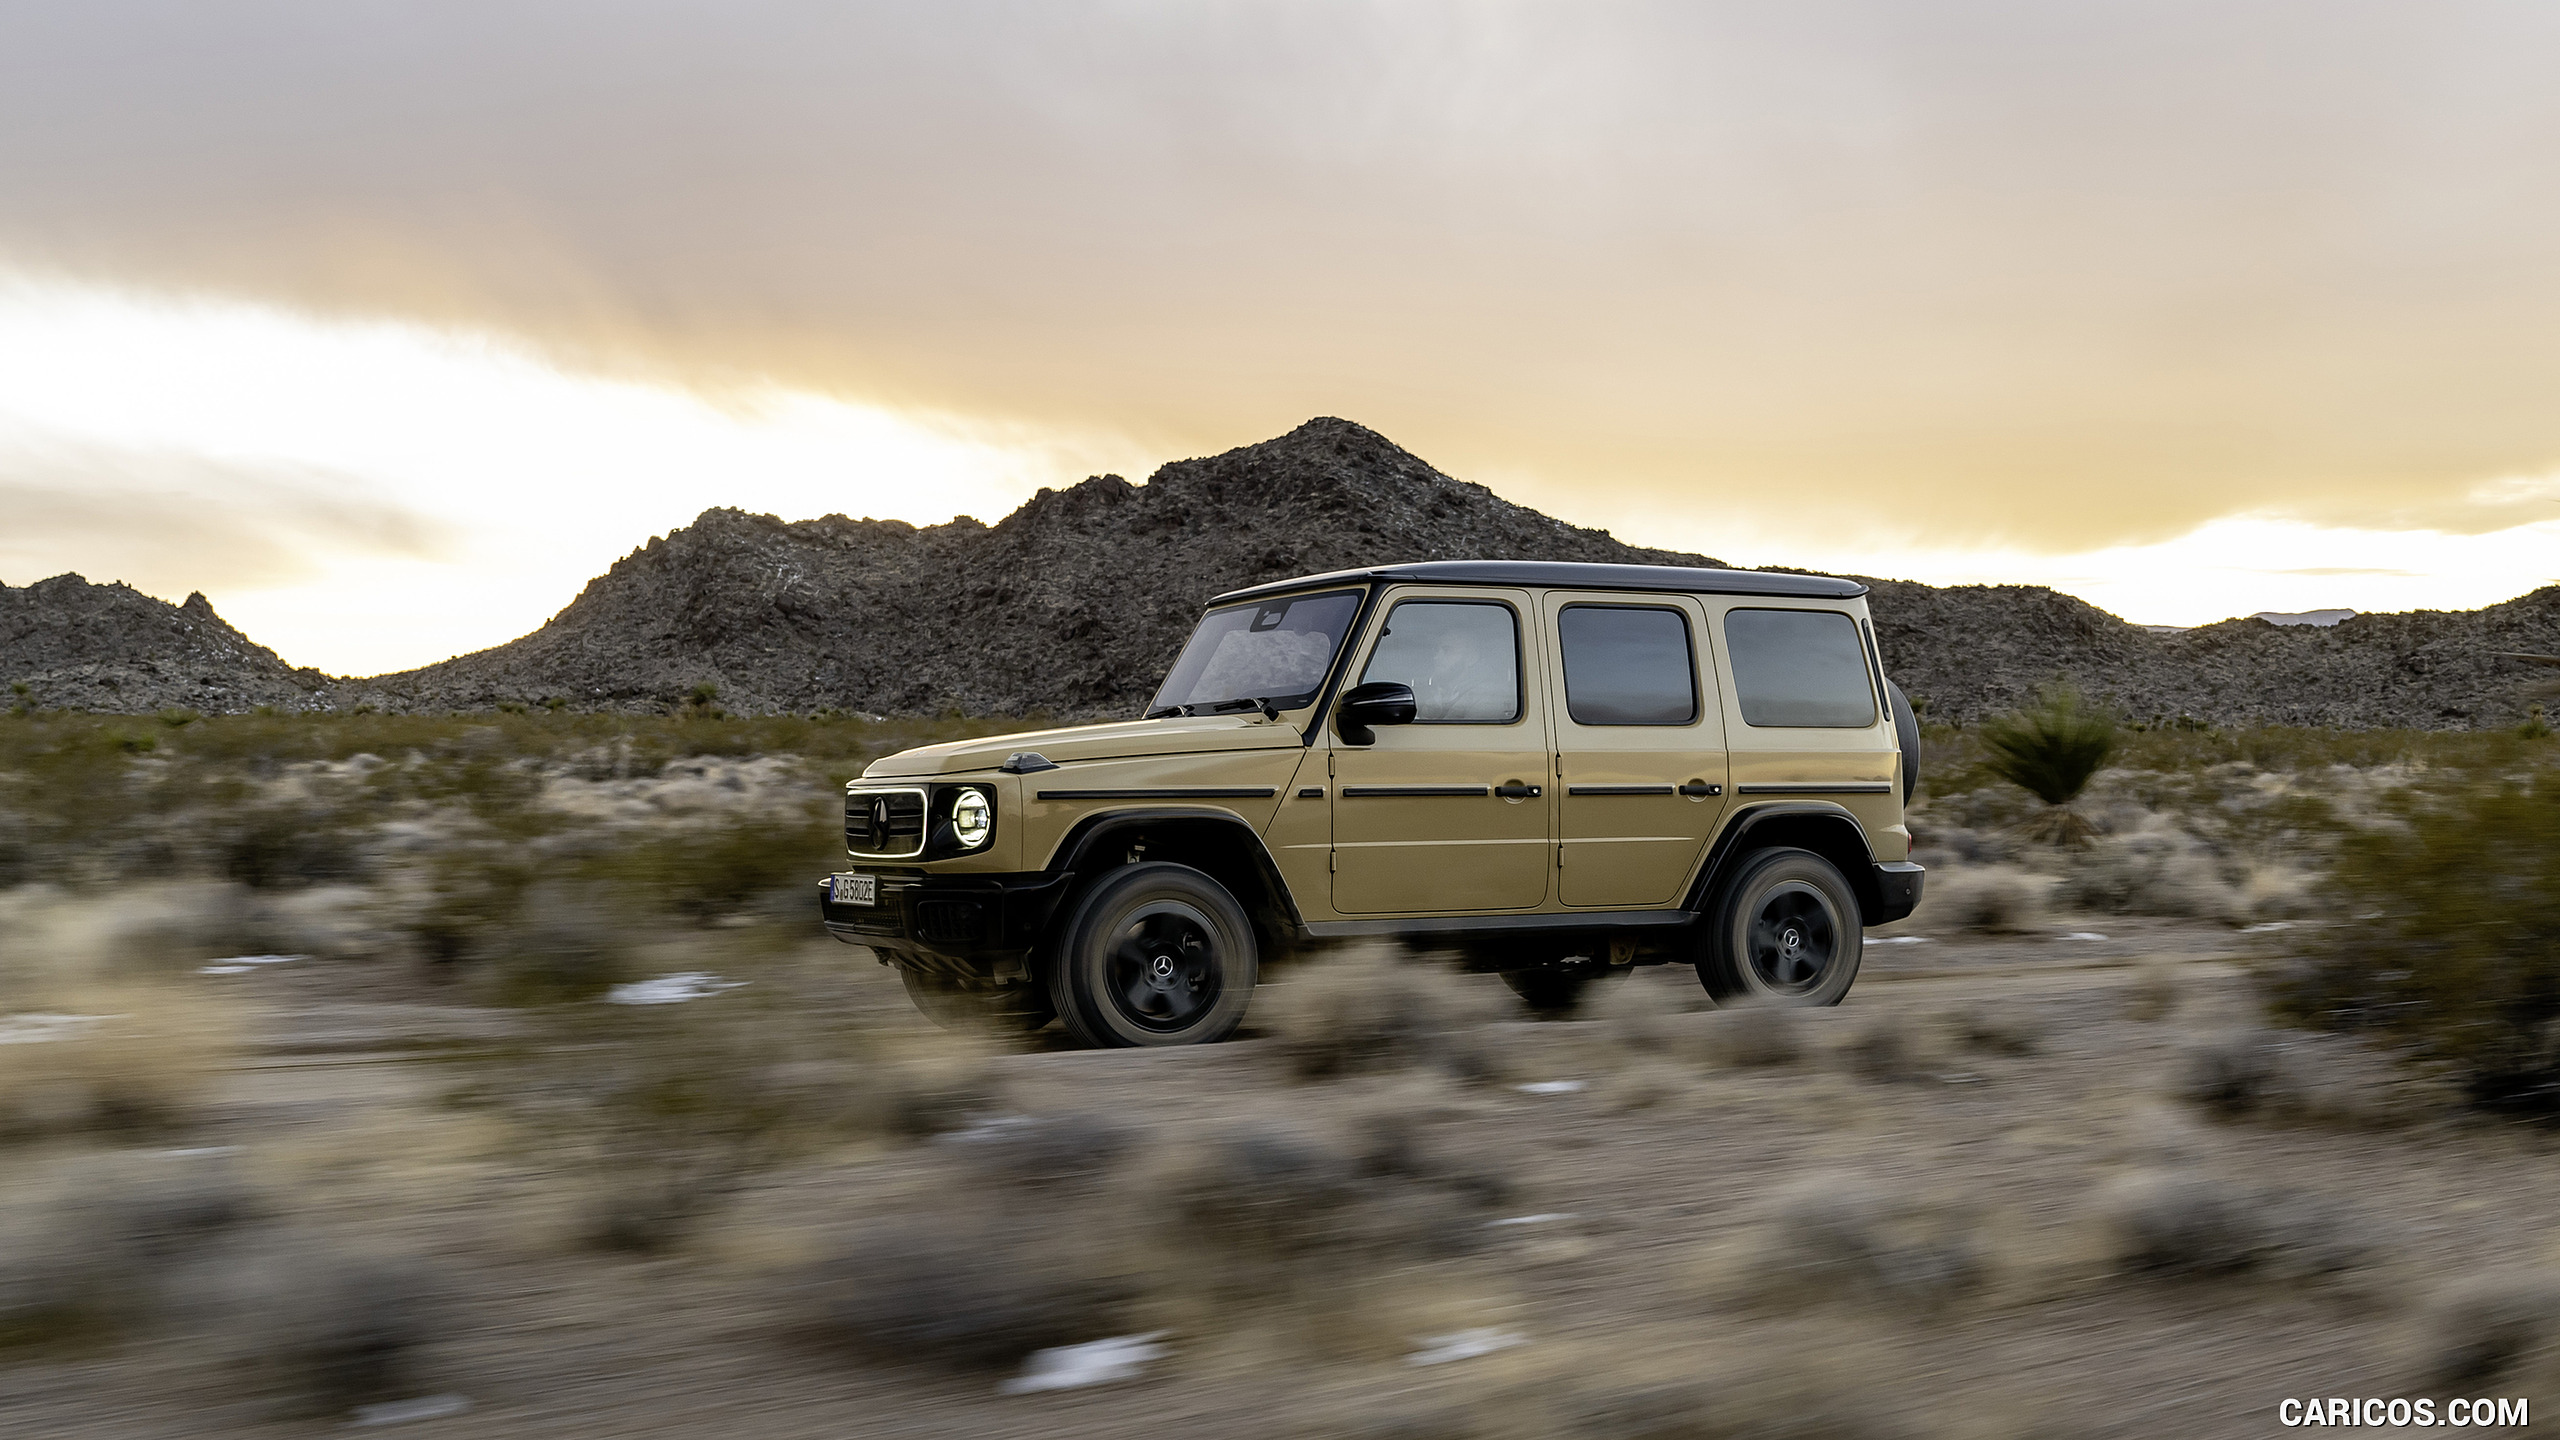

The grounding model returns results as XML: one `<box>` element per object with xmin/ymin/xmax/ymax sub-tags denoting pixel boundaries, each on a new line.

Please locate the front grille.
<box><xmin>914</xmin><ymin>901</ymin><xmax>987</xmax><ymax>945</ymax></box>
<box><xmin>845</xmin><ymin>788</ymin><xmax>929</xmax><ymax>859</ymax></box>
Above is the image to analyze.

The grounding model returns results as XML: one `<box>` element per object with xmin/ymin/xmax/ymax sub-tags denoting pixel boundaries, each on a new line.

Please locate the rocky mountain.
<box><xmin>1861</xmin><ymin>578</ymin><xmax>2560</xmax><ymax>729</ymax></box>
<box><xmin>0</xmin><ymin>575</ymin><xmax>325</xmax><ymax>713</ymax></box>
<box><xmin>348</xmin><ymin>417</ymin><xmax>1719</xmax><ymax>718</ymax></box>
<box><xmin>8</xmin><ymin>417</ymin><xmax>2557</xmax><ymax>728</ymax></box>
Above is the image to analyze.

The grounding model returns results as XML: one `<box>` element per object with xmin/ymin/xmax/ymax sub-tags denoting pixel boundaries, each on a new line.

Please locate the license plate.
<box><xmin>830</xmin><ymin>872</ymin><xmax>877</xmax><ymax>907</ymax></box>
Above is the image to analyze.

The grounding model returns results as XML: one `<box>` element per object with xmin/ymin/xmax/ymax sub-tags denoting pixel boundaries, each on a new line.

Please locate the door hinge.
<box><xmin>1329</xmin><ymin>849</ymin><xmax>1337</xmax><ymax>873</ymax></box>
<box><xmin>1327</xmin><ymin>753</ymin><xmax>1337</xmax><ymax>778</ymax></box>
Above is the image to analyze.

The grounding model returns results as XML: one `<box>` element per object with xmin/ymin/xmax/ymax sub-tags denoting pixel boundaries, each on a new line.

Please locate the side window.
<box><xmin>1723</xmin><ymin>609</ymin><xmax>1877</xmax><ymax>728</ymax></box>
<box><xmin>1359</xmin><ymin>600</ymin><xmax>1521</xmax><ymax>723</ymax></box>
<box><xmin>1557</xmin><ymin>605</ymin><xmax>1697</xmax><ymax>725</ymax></box>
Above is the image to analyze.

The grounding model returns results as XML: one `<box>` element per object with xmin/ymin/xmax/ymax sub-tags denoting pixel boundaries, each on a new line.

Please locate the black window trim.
<box><xmin>1555</xmin><ymin>600</ymin><xmax>1702</xmax><ymax>728</ymax></box>
<box><xmin>1722</xmin><ymin>604</ymin><xmax>1881</xmax><ymax>731</ymax></box>
<box><xmin>1356</xmin><ymin>594</ymin><xmax>1527</xmax><ymax>727</ymax></box>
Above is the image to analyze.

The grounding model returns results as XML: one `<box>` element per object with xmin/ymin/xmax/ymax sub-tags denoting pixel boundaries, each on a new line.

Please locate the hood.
<box><xmin>860</xmin><ymin>714</ymin><xmax>1305</xmax><ymax>778</ymax></box>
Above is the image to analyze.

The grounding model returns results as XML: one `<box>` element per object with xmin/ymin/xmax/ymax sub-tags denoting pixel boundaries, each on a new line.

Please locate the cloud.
<box><xmin>0</xmin><ymin>440</ymin><xmax>456</xmax><ymax>598</ymax></box>
<box><xmin>3</xmin><ymin>3</ymin><xmax>2560</xmax><ymax>554</ymax></box>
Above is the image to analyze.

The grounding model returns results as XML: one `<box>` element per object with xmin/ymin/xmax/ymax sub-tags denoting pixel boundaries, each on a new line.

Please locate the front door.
<box><xmin>1331</xmin><ymin>587</ymin><xmax>1553</xmax><ymax>914</ymax></box>
<box><xmin>1543</xmin><ymin>592</ymin><xmax>1730</xmax><ymax>908</ymax></box>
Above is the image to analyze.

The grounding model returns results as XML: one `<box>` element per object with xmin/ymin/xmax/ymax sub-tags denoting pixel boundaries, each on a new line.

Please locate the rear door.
<box><xmin>1542</xmin><ymin>592</ymin><xmax>1731</xmax><ymax>909</ymax></box>
<box><xmin>1331</xmin><ymin>587</ymin><xmax>1553</xmax><ymax>914</ymax></box>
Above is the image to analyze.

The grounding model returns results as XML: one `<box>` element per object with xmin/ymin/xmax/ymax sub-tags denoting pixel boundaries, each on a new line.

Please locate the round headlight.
<box><xmin>950</xmin><ymin>787</ymin><xmax>993</xmax><ymax>849</ymax></box>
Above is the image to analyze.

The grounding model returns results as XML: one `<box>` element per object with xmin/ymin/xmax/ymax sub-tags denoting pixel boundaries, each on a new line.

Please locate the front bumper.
<box><xmin>1869</xmin><ymin>861</ymin><xmax>1925</xmax><ymax>926</ymax></box>
<box><xmin>817</xmin><ymin>869</ymin><xmax>1077</xmax><ymax>979</ymax></box>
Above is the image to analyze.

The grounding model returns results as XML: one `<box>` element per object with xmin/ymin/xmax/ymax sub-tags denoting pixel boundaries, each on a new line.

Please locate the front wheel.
<box><xmin>1697</xmin><ymin>848</ymin><xmax>1863</xmax><ymax>1007</ymax></box>
<box><xmin>1048</xmin><ymin>863</ymin><xmax>1259</xmax><ymax>1048</ymax></box>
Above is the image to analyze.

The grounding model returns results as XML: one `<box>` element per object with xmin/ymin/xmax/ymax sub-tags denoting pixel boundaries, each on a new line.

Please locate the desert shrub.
<box><xmin>1921</xmin><ymin>865</ymin><xmax>2048</xmax><ymax>934</ymax></box>
<box><xmin>2095</xmin><ymin>1169</ymin><xmax>2376</xmax><ymax>1280</ymax></box>
<box><xmin>495</xmin><ymin>992</ymin><xmax>973</xmax><ymax>1251</ymax></box>
<box><xmin>1696</xmin><ymin>1005</ymin><xmax>1805</xmax><ymax>1069</ymax></box>
<box><xmin>947</xmin><ymin>1111</ymin><xmax>1141</xmax><ymax>1191</ymax></box>
<box><xmin>205</xmin><ymin>801</ymin><xmax>369</xmax><ymax>889</ymax></box>
<box><xmin>229</xmin><ymin>1246</ymin><xmax>441</xmax><ymax>1412</ymax></box>
<box><xmin>2269</xmin><ymin>771</ymin><xmax>2560</xmax><ymax>1108</ymax></box>
<box><xmin>2415</xmin><ymin>1270</ymin><xmax>2560</xmax><ymax>1388</ymax></box>
<box><xmin>1839</xmin><ymin>1010</ymin><xmax>1923</xmax><ymax>1083</ymax></box>
<box><xmin>2173</xmin><ymin>1030</ymin><xmax>2298</xmax><ymax>1118</ymax></box>
<box><xmin>2096</xmin><ymin>1171</ymin><xmax>2260</xmax><ymax>1276</ymax></box>
<box><xmin>481</xmin><ymin>884</ymin><xmax>639</xmax><ymax>1004</ymax></box>
<box><xmin>1947</xmin><ymin>1003</ymin><xmax>2041</xmax><ymax>1056</ymax></box>
<box><xmin>582</xmin><ymin>810</ymin><xmax>841</xmax><ymax>922</ymax></box>
<box><xmin>0</xmin><ymin>1151</ymin><xmax>257</xmax><ymax>1349</ymax></box>
<box><xmin>1147</xmin><ymin>1119</ymin><xmax>1512</xmax><ymax>1311</ymax></box>
<box><xmin>1741</xmin><ymin>1174</ymin><xmax>1985</xmax><ymax>1310</ymax></box>
<box><xmin>0</xmin><ymin>993</ymin><xmax>235</xmax><ymax>1143</ymax></box>
<box><xmin>808</xmin><ymin>1210</ymin><xmax>1138</xmax><ymax>1368</ymax></box>
<box><xmin>1979</xmin><ymin>686</ymin><xmax>2117</xmax><ymax>844</ymax></box>
<box><xmin>1261</xmin><ymin>945</ymin><xmax>1487</xmax><ymax>1081</ymax></box>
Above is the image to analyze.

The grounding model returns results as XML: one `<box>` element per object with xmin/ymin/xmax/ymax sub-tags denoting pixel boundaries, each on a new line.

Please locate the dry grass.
<box><xmin>1917</xmin><ymin>866</ymin><xmax>2050</xmax><ymax>935</ymax></box>
<box><xmin>1259</xmin><ymin>944</ymin><xmax>1506</xmax><ymax>1083</ymax></box>
<box><xmin>0</xmin><ymin>986</ymin><xmax>239</xmax><ymax>1143</ymax></box>
<box><xmin>2093</xmin><ymin>1168</ymin><xmax>2380</xmax><ymax>1281</ymax></box>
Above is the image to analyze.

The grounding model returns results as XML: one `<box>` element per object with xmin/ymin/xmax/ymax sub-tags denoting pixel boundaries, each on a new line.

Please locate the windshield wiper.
<box><xmin>1202</xmin><ymin>697</ymin><xmax>1285</xmax><ymax>719</ymax></box>
<box><xmin>1143</xmin><ymin>704</ymin><xmax>1188</xmax><ymax>719</ymax></box>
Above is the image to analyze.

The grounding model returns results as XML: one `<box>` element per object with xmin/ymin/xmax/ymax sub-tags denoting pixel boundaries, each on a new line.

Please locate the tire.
<box><xmin>898</xmin><ymin>967</ymin><xmax>1056</xmax><ymax>1034</ymax></box>
<box><xmin>1499</xmin><ymin>964</ymin><xmax>1630</xmax><ymax>1016</ymax></box>
<box><xmin>1047</xmin><ymin>863</ymin><xmax>1259</xmax><ymax>1048</ymax></box>
<box><xmin>1886</xmin><ymin>680</ymin><xmax>1921</xmax><ymax>804</ymax></box>
<box><xmin>1697</xmin><ymin>848</ymin><xmax>1863</xmax><ymax>1007</ymax></box>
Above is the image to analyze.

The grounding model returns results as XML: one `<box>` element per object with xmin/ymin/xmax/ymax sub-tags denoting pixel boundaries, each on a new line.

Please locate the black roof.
<box><xmin>1210</xmin><ymin>560</ymin><xmax>1868</xmax><ymax>606</ymax></box>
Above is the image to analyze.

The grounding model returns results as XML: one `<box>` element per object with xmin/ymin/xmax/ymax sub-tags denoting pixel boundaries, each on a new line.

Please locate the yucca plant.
<box><xmin>1979</xmin><ymin>684</ymin><xmax>2117</xmax><ymax>844</ymax></box>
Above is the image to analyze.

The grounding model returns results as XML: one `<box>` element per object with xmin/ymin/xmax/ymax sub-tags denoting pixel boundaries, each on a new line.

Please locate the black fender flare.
<box><xmin>1684</xmin><ymin>802</ymin><xmax>1890</xmax><ymax>926</ymax></box>
<box><xmin>1041</xmin><ymin>806</ymin><xmax>1306</xmax><ymax>948</ymax></box>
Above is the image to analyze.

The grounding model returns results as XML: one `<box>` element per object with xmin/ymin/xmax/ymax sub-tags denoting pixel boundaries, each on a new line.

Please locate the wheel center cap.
<box><xmin>1151</xmin><ymin>954</ymin><xmax>1175</xmax><ymax>980</ymax></box>
<box><xmin>1781</xmin><ymin>927</ymin><xmax>1802</xmax><ymax>953</ymax></box>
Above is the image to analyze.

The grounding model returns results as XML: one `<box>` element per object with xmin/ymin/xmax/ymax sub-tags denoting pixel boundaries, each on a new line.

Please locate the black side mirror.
<box><xmin>1336</xmin><ymin>681</ymin><xmax>1417</xmax><ymax>746</ymax></box>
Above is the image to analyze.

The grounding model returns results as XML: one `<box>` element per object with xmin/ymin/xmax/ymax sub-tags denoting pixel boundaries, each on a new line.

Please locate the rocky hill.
<box><xmin>1859</xmin><ymin>578</ymin><xmax>2560</xmax><ymax>729</ymax></box>
<box><xmin>349</xmin><ymin>418</ymin><xmax>1719</xmax><ymax>718</ymax></box>
<box><xmin>8</xmin><ymin>417</ymin><xmax>2557</xmax><ymax>727</ymax></box>
<box><xmin>0</xmin><ymin>575</ymin><xmax>325</xmax><ymax>714</ymax></box>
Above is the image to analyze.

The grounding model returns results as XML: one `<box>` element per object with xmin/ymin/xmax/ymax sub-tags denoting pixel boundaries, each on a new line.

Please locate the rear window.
<box><xmin>1723</xmin><ymin>608</ymin><xmax>1877</xmax><ymax>728</ymax></box>
<box><xmin>1558</xmin><ymin>605</ymin><xmax>1697</xmax><ymax>725</ymax></box>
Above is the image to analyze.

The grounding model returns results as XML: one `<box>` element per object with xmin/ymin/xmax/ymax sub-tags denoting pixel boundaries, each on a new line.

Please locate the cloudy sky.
<box><xmin>4</xmin><ymin>2</ymin><xmax>2557</xmax><ymax>674</ymax></box>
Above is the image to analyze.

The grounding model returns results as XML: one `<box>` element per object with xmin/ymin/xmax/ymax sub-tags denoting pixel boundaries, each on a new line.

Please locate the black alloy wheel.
<box><xmin>1050</xmin><ymin>862</ymin><xmax>1259</xmax><ymax>1047</ymax></box>
<box><xmin>1105</xmin><ymin>903</ymin><xmax>1224</xmax><ymax>1032</ymax></box>
<box><xmin>1698</xmin><ymin>847</ymin><xmax>1863</xmax><ymax>1007</ymax></box>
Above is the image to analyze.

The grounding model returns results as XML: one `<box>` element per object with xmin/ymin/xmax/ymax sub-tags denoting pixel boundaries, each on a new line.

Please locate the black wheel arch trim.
<box><xmin>1043</xmin><ymin>805</ymin><xmax>1308</xmax><ymax>940</ymax></box>
<box><xmin>1684</xmin><ymin>801</ymin><xmax>1902</xmax><ymax>926</ymax></box>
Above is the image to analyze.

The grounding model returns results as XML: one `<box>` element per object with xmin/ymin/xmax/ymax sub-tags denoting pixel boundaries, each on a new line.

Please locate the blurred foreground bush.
<box><xmin>2272</xmin><ymin>772</ymin><xmax>2560</xmax><ymax>1108</ymax></box>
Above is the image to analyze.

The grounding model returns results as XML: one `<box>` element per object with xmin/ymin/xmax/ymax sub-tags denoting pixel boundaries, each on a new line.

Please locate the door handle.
<box><xmin>1680</xmin><ymin>781</ymin><xmax>1723</xmax><ymax>798</ymax></box>
<box><xmin>1494</xmin><ymin>781</ymin><xmax>1543</xmax><ymax>799</ymax></box>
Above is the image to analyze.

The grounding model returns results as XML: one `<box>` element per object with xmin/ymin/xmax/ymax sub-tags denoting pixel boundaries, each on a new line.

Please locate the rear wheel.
<box><xmin>1048</xmin><ymin>863</ymin><xmax>1259</xmax><ymax>1047</ymax></box>
<box><xmin>898</xmin><ymin>967</ymin><xmax>1055</xmax><ymax>1034</ymax></box>
<box><xmin>1499</xmin><ymin>964</ymin><xmax>1630</xmax><ymax>1016</ymax></box>
<box><xmin>1697</xmin><ymin>848</ymin><xmax>1863</xmax><ymax>1007</ymax></box>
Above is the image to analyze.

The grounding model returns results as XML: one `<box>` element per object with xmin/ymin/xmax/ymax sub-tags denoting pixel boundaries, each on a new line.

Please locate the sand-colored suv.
<box><xmin>821</xmin><ymin>560</ymin><xmax>1923</xmax><ymax>1046</ymax></box>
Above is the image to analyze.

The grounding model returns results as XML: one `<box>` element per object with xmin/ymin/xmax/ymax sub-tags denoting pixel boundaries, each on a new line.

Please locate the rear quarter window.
<box><xmin>1723</xmin><ymin>608</ymin><xmax>1877</xmax><ymax>728</ymax></box>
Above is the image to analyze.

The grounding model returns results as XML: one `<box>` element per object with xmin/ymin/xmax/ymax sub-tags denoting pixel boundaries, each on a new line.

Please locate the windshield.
<box><xmin>1148</xmin><ymin>588</ymin><xmax>1364</xmax><ymax>716</ymax></box>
